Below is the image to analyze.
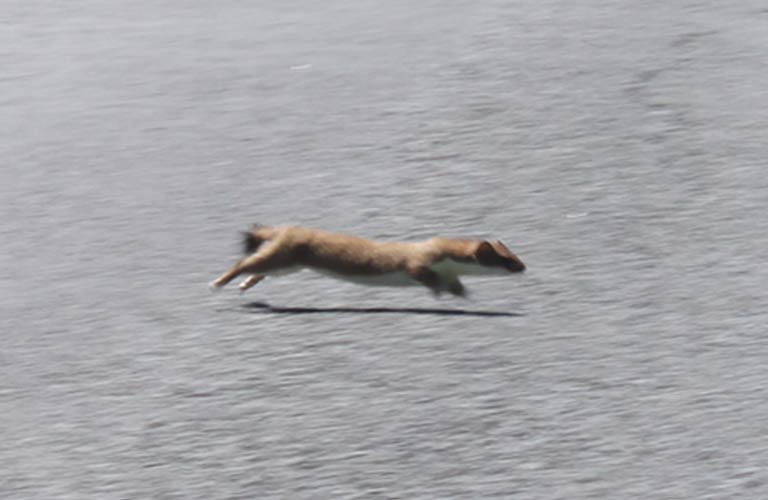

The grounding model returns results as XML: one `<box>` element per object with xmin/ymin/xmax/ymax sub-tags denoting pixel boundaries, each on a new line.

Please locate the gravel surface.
<box><xmin>3</xmin><ymin>1</ymin><xmax>768</xmax><ymax>498</ymax></box>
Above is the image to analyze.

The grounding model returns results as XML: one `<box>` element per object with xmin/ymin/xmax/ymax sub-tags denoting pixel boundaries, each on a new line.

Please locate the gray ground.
<box><xmin>3</xmin><ymin>1</ymin><xmax>768</xmax><ymax>498</ymax></box>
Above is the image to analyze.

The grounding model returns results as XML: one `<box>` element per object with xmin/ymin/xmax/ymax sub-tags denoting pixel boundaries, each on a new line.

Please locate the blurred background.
<box><xmin>2</xmin><ymin>1</ymin><xmax>768</xmax><ymax>498</ymax></box>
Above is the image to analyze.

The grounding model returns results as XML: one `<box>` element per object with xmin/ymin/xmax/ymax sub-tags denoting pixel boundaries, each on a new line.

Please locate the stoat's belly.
<box><xmin>429</xmin><ymin>259</ymin><xmax>507</xmax><ymax>277</ymax></box>
<box><xmin>307</xmin><ymin>259</ymin><xmax>505</xmax><ymax>288</ymax></box>
<box><xmin>310</xmin><ymin>268</ymin><xmax>419</xmax><ymax>287</ymax></box>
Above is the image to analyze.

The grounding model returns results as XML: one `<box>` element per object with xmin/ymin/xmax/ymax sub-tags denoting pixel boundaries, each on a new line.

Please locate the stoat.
<box><xmin>210</xmin><ymin>224</ymin><xmax>525</xmax><ymax>297</ymax></box>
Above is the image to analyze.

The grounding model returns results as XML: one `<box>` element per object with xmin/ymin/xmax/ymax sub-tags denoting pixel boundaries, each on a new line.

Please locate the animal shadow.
<box><xmin>243</xmin><ymin>301</ymin><xmax>523</xmax><ymax>317</ymax></box>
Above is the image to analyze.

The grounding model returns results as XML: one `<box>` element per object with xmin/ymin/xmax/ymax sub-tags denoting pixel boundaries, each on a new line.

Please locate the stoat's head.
<box><xmin>475</xmin><ymin>240</ymin><xmax>526</xmax><ymax>273</ymax></box>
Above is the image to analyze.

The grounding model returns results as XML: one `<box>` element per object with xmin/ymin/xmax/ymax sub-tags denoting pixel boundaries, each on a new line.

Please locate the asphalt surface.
<box><xmin>3</xmin><ymin>1</ymin><xmax>768</xmax><ymax>498</ymax></box>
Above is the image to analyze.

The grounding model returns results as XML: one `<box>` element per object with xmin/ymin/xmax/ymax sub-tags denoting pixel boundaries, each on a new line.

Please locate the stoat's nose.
<box><xmin>506</xmin><ymin>254</ymin><xmax>526</xmax><ymax>273</ymax></box>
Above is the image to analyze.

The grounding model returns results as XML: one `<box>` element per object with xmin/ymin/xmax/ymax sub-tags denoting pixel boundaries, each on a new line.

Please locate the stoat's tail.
<box><xmin>241</xmin><ymin>223</ymin><xmax>275</xmax><ymax>254</ymax></box>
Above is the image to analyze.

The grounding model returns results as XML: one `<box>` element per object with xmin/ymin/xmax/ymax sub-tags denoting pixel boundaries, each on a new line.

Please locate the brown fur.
<box><xmin>211</xmin><ymin>225</ymin><xmax>525</xmax><ymax>296</ymax></box>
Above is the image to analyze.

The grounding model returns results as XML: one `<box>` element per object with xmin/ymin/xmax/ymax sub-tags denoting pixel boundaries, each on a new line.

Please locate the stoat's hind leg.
<box><xmin>210</xmin><ymin>242</ymin><xmax>282</xmax><ymax>290</ymax></box>
<box><xmin>239</xmin><ymin>275</ymin><xmax>265</xmax><ymax>293</ymax></box>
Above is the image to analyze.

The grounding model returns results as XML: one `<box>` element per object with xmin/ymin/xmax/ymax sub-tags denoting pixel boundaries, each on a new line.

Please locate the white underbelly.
<box><xmin>305</xmin><ymin>258</ymin><xmax>506</xmax><ymax>288</ymax></box>
<box><xmin>266</xmin><ymin>265</ymin><xmax>302</xmax><ymax>277</ymax></box>
<box><xmin>429</xmin><ymin>259</ymin><xmax>507</xmax><ymax>277</ymax></box>
<box><xmin>309</xmin><ymin>268</ymin><xmax>419</xmax><ymax>287</ymax></box>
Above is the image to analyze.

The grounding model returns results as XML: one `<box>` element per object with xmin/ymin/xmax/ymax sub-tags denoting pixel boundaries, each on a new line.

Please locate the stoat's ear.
<box><xmin>491</xmin><ymin>240</ymin><xmax>515</xmax><ymax>259</ymax></box>
<box><xmin>474</xmin><ymin>241</ymin><xmax>498</xmax><ymax>265</ymax></box>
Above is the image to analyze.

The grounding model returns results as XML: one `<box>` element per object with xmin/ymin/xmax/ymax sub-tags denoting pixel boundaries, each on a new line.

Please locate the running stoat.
<box><xmin>210</xmin><ymin>224</ymin><xmax>525</xmax><ymax>297</ymax></box>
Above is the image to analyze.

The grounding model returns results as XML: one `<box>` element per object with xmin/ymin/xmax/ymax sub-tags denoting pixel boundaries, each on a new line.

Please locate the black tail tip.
<box><xmin>242</xmin><ymin>231</ymin><xmax>261</xmax><ymax>254</ymax></box>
